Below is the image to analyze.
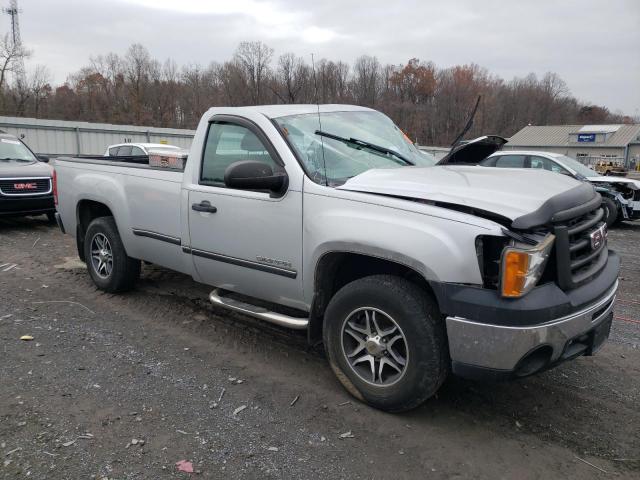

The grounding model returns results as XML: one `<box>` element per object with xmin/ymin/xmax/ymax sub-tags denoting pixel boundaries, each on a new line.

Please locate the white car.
<box><xmin>104</xmin><ymin>143</ymin><xmax>184</xmax><ymax>157</ymax></box>
<box><xmin>483</xmin><ymin>150</ymin><xmax>640</xmax><ymax>225</ymax></box>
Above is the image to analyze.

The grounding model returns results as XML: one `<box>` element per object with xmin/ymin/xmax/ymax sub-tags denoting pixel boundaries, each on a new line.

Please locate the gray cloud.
<box><xmin>14</xmin><ymin>0</ymin><xmax>640</xmax><ymax>115</ymax></box>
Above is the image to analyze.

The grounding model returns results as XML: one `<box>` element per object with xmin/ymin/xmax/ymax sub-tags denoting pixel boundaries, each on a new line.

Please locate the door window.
<box><xmin>494</xmin><ymin>155</ymin><xmax>526</xmax><ymax>168</ymax></box>
<box><xmin>200</xmin><ymin>122</ymin><xmax>278</xmax><ymax>187</ymax></box>
<box><xmin>531</xmin><ymin>156</ymin><xmax>568</xmax><ymax>174</ymax></box>
<box><xmin>130</xmin><ymin>146</ymin><xmax>145</xmax><ymax>156</ymax></box>
<box><xmin>117</xmin><ymin>145</ymin><xmax>133</xmax><ymax>156</ymax></box>
<box><xmin>529</xmin><ymin>156</ymin><xmax>546</xmax><ymax>169</ymax></box>
<box><xmin>108</xmin><ymin>146</ymin><xmax>119</xmax><ymax>156</ymax></box>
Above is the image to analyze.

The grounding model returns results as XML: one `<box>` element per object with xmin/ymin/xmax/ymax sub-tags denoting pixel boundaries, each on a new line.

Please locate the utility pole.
<box><xmin>2</xmin><ymin>0</ymin><xmax>26</xmax><ymax>89</ymax></box>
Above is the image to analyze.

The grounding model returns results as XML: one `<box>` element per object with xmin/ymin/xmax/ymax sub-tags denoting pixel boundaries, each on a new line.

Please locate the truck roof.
<box><xmin>491</xmin><ymin>150</ymin><xmax>565</xmax><ymax>158</ymax></box>
<box><xmin>108</xmin><ymin>143</ymin><xmax>181</xmax><ymax>149</ymax></box>
<box><xmin>207</xmin><ymin>104</ymin><xmax>375</xmax><ymax>119</ymax></box>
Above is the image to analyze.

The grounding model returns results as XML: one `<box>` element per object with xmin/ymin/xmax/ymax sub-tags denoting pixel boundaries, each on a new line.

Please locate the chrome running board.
<box><xmin>209</xmin><ymin>289</ymin><xmax>308</xmax><ymax>330</ymax></box>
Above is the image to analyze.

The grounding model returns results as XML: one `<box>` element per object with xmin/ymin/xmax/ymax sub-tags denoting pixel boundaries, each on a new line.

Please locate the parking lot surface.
<box><xmin>1</xmin><ymin>216</ymin><xmax>639</xmax><ymax>479</ymax></box>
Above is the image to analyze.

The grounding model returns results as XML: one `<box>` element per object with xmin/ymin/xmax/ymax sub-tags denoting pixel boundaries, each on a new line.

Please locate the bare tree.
<box><xmin>233</xmin><ymin>41</ymin><xmax>273</xmax><ymax>104</ymax></box>
<box><xmin>30</xmin><ymin>64</ymin><xmax>51</xmax><ymax>117</ymax></box>
<box><xmin>274</xmin><ymin>52</ymin><xmax>310</xmax><ymax>103</ymax></box>
<box><xmin>0</xmin><ymin>33</ymin><xmax>30</xmax><ymax>111</ymax></box>
<box><xmin>352</xmin><ymin>55</ymin><xmax>381</xmax><ymax>106</ymax></box>
<box><xmin>124</xmin><ymin>43</ymin><xmax>154</xmax><ymax>123</ymax></box>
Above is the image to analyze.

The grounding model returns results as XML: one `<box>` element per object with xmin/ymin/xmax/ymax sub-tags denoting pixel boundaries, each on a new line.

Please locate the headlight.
<box><xmin>500</xmin><ymin>234</ymin><xmax>554</xmax><ymax>298</ymax></box>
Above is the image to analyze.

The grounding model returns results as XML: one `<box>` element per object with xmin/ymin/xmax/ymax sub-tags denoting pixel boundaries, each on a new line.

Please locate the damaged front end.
<box><xmin>439</xmin><ymin>184</ymin><xmax>619</xmax><ymax>381</ymax></box>
<box><xmin>591</xmin><ymin>179</ymin><xmax>640</xmax><ymax>220</ymax></box>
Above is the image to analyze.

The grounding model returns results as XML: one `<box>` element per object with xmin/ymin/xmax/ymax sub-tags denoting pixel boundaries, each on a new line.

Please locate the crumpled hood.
<box><xmin>0</xmin><ymin>159</ymin><xmax>53</xmax><ymax>178</ymax></box>
<box><xmin>338</xmin><ymin>165</ymin><xmax>586</xmax><ymax>221</ymax></box>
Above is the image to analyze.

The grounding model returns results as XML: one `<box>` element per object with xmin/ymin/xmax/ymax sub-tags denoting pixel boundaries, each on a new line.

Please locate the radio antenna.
<box><xmin>311</xmin><ymin>53</ymin><xmax>328</xmax><ymax>186</ymax></box>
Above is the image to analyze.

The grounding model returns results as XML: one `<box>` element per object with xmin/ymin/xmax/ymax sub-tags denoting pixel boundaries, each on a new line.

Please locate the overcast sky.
<box><xmin>14</xmin><ymin>0</ymin><xmax>640</xmax><ymax>115</ymax></box>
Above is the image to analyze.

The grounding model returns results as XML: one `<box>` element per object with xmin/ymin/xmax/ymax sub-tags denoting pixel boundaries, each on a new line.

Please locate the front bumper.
<box><xmin>447</xmin><ymin>282</ymin><xmax>616</xmax><ymax>379</ymax></box>
<box><xmin>0</xmin><ymin>194</ymin><xmax>55</xmax><ymax>216</ymax></box>
<box><xmin>434</xmin><ymin>250</ymin><xmax>620</xmax><ymax>380</ymax></box>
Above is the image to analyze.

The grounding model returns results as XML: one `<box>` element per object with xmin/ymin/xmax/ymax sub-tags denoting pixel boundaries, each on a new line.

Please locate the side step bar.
<box><xmin>209</xmin><ymin>289</ymin><xmax>309</xmax><ymax>330</ymax></box>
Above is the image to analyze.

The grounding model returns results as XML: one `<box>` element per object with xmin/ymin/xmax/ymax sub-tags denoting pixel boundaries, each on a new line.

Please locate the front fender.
<box><xmin>302</xmin><ymin>187</ymin><xmax>503</xmax><ymax>303</ymax></box>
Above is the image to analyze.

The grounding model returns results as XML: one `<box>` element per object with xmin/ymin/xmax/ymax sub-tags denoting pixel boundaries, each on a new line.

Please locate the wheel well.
<box><xmin>76</xmin><ymin>200</ymin><xmax>114</xmax><ymax>261</ymax></box>
<box><xmin>308</xmin><ymin>252</ymin><xmax>435</xmax><ymax>344</ymax></box>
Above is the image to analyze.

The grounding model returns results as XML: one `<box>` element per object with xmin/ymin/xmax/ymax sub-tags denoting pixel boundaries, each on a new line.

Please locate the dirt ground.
<box><xmin>1</xmin><ymin>215</ymin><xmax>638</xmax><ymax>479</ymax></box>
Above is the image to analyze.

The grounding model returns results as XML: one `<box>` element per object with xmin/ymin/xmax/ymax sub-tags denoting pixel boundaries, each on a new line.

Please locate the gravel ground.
<box><xmin>0</xmin><ymin>216</ymin><xmax>638</xmax><ymax>479</ymax></box>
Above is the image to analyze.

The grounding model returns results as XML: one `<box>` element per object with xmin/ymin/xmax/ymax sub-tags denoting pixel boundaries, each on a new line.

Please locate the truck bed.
<box><xmin>54</xmin><ymin>156</ymin><xmax>191</xmax><ymax>274</ymax></box>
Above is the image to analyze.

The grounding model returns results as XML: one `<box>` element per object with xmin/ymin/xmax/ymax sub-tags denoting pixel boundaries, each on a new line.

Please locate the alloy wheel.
<box><xmin>340</xmin><ymin>307</ymin><xmax>409</xmax><ymax>386</ymax></box>
<box><xmin>90</xmin><ymin>233</ymin><xmax>113</xmax><ymax>278</ymax></box>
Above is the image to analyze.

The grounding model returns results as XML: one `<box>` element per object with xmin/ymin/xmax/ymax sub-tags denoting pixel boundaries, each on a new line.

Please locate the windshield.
<box><xmin>0</xmin><ymin>137</ymin><xmax>37</xmax><ymax>163</ymax></box>
<box><xmin>274</xmin><ymin>111</ymin><xmax>435</xmax><ymax>185</ymax></box>
<box><xmin>557</xmin><ymin>155</ymin><xmax>599</xmax><ymax>178</ymax></box>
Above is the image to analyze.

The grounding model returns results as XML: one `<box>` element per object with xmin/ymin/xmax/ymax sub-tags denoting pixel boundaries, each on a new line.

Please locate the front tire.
<box><xmin>84</xmin><ymin>216</ymin><xmax>140</xmax><ymax>292</ymax></box>
<box><xmin>323</xmin><ymin>275</ymin><xmax>448</xmax><ymax>412</ymax></box>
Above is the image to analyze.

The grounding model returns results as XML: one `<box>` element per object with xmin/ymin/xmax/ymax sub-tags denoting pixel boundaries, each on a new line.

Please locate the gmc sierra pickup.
<box><xmin>53</xmin><ymin>105</ymin><xmax>620</xmax><ymax>412</ymax></box>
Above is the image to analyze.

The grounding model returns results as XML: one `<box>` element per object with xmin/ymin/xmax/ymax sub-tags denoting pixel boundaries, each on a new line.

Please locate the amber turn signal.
<box><xmin>500</xmin><ymin>234</ymin><xmax>555</xmax><ymax>298</ymax></box>
<box><xmin>501</xmin><ymin>250</ymin><xmax>530</xmax><ymax>297</ymax></box>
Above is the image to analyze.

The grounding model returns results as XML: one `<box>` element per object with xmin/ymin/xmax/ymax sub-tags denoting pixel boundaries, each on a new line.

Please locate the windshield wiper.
<box><xmin>314</xmin><ymin>130</ymin><xmax>414</xmax><ymax>166</ymax></box>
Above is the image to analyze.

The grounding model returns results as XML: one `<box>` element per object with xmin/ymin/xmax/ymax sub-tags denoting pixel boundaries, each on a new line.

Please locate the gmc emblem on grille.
<box><xmin>13</xmin><ymin>182</ymin><xmax>37</xmax><ymax>190</ymax></box>
<box><xmin>590</xmin><ymin>225</ymin><xmax>606</xmax><ymax>251</ymax></box>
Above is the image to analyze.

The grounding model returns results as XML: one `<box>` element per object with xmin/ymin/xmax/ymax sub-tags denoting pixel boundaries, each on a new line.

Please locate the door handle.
<box><xmin>192</xmin><ymin>201</ymin><xmax>217</xmax><ymax>213</ymax></box>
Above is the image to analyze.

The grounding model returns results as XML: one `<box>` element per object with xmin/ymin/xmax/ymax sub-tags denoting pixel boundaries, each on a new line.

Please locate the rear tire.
<box><xmin>84</xmin><ymin>216</ymin><xmax>140</xmax><ymax>292</ymax></box>
<box><xmin>323</xmin><ymin>275</ymin><xmax>449</xmax><ymax>412</ymax></box>
<box><xmin>601</xmin><ymin>197</ymin><xmax>619</xmax><ymax>228</ymax></box>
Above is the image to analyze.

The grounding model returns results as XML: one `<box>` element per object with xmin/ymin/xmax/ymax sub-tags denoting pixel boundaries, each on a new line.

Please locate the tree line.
<box><xmin>0</xmin><ymin>39</ymin><xmax>634</xmax><ymax>146</ymax></box>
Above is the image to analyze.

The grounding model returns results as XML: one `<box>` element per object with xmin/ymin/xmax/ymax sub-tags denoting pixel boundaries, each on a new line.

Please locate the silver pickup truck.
<box><xmin>54</xmin><ymin>105</ymin><xmax>620</xmax><ymax>412</ymax></box>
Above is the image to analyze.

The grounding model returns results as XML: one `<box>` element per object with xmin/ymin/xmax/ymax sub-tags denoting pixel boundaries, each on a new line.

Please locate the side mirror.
<box><xmin>37</xmin><ymin>155</ymin><xmax>50</xmax><ymax>163</ymax></box>
<box><xmin>224</xmin><ymin>160</ymin><xmax>287</xmax><ymax>194</ymax></box>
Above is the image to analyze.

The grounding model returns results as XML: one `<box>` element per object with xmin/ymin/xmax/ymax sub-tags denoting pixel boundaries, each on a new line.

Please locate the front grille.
<box><xmin>553</xmin><ymin>206</ymin><xmax>607</xmax><ymax>289</ymax></box>
<box><xmin>0</xmin><ymin>178</ymin><xmax>51</xmax><ymax>196</ymax></box>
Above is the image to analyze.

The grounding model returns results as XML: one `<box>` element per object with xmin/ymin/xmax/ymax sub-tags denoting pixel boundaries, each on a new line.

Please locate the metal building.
<box><xmin>0</xmin><ymin>116</ymin><xmax>196</xmax><ymax>156</ymax></box>
<box><xmin>504</xmin><ymin>124</ymin><xmax>640</xmax><ymax>168</ymax></box>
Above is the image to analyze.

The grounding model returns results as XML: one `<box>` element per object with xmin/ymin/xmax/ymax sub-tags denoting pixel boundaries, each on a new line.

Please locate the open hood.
<box><xmin>436</xmin><ymin>136</ymin><xmax>507</xmax><ymax>165</ymax></box>
<box><xmin>338</xmin><ymin>165</ymin><xmax>597</xmax><ymax>229</ymax></box>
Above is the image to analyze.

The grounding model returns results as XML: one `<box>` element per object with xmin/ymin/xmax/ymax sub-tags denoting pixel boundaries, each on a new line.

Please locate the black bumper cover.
<box><xmin>0</xmin><ymin>194</ymin><xmax>55</xmax><ymax>216</ymax></box>
<box><xmin>431</xmin><ymin>250</ymin><xmax>620</xmax><ymax>328</ymax></box>
<box><xmin>432</xmin><ymin>250</ymin><xmax>619</xmax><ymax>381</ymax></box>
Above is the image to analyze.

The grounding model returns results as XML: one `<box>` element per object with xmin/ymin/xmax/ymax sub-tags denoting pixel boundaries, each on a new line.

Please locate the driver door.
<box><xmin>186</xmin><ymin>118</ymin><xmax>304</xmax><ymax>308</ymax></box>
